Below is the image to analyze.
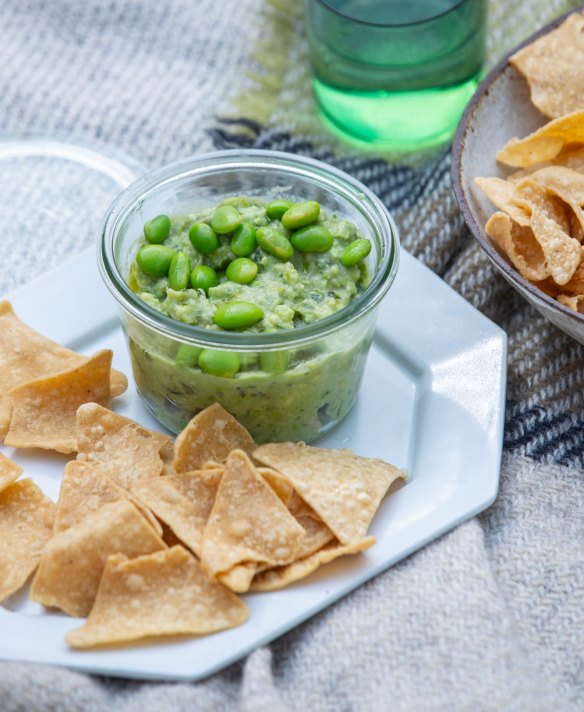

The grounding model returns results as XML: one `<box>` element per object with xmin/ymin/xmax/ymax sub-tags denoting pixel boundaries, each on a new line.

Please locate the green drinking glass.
<box><xmin>305</xmin><ymin>0</ymin><xmax>486</xmax><ymax>151</ymax></box>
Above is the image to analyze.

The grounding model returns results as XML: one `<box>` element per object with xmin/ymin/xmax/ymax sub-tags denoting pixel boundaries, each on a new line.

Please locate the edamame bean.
<box><xmin>214</xmin><ymin>301</ymin><xmax>264</xmax><ymax>330</ymax></box>
<box><xmin>136</xmin><ymin>245</ymin><xmax>176</xmax><ymax>277</ymax></box>
<box><xmin>175</xmin><ymin>344</ymin><xmax>202</xmax><ymax>368</ymax></box>
<box><xmin>290</xmin><ymin>225</ymin><xmax>333</xmax><ymax>253</ymax></box>
<box><xmin>281</xmin><ymin>201</ymin><xmax>320</xmax><ymax>230</ymax></box>
<box><xmin>198</xmin><ymin>349</ymin><xmax>240</xmax><ymax>378</ymax></box>
<box><xmin>259</xmin><ymin>350</ymin><xmax>289</xmax><ymax>374</ymax></box>
<box><xmin>191</xmin><ymin>265</ymin><xmax>219</xmax><ymax>293</ymax></box>
<box><xmin>226</xmin><ymin>257</ymin><xmax>258</xmax><ymax>284</ymax></box>
<box><xmin>144</xmin><ymin>215</ymin><xmax>171</xmax><ymax>244</ymax></box>
<box><xmin>341</xmin><ymin>238</ymin><xmax>372</xmax><ymax>267</ymax></box>
<box><xmin>256</xmin><ymin>225</ymin><xmax>294</xmax><ymax>261</ymax></box>
<box><xmin>211</xmin><ymin>205</ymin><xmax>241</xmax><ymax>234</ymax></box>
<box><xmin>239</xmin><ymin>352</ymin><xmax>259</xmax><ymax>370</ymax></box>
<box><xmin>168</xmin><ymin>251</ymin><xmax>191</xmax><ymax>290</ymax></box>
<box><xmin>230</xmin><ymin>222</ymin><xmax>257</xmax><ymax>257</ymax></box>
<box><xmin>266</xmin><ymin>199</ymin><xmax>294</xmax><ymax>220</ymax></box>
<box><xmin>189</xmin><ymin>223</ymin><xmax>219</xmax><ymax>254</ymax></box>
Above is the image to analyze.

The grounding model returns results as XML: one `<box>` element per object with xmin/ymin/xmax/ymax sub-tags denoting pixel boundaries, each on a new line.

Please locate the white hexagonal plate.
<box><xmin>0</xmin><ymin>247</ymin><xmax>506</xmax><ymax>681</ymax></box>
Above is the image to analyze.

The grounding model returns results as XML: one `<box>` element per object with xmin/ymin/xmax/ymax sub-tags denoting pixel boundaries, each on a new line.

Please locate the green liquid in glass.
<box><xmin>306</xmin><ymin>0</ymin><xmax>486</xmax><ymax>150</ymax></box>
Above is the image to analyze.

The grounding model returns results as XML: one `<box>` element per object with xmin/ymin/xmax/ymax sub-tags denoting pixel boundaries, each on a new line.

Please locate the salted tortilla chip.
<box><xmin>521</xmin><ymin>167</ymin><xmax>584</xmax><ymax>235</ymax></box>
<box><xmin>5</xmin><ymin>351</ymin><xmax>113</xmax><ymax>454</ymax></box>
<box><xmin>0</xmin><ymin>451</ymin><xmax>22</xmax><ymax>494</ymax></box>
<box><xmin>258</xmin><ymin>467</ymin><xmax>294</xmax><ymax>505</ymax></box>
<box><xmin>295</xmin><ymin>515</ymin><xmax>335</xmax><ymax>560</ymax></box>
<box><xmin>66</xmin><ymin>546</ymin><xmax>247</xmax><ymax>648</ymax></box>
<box><xmin>54</xmin><ymin>461</ymin><xmax>128</xmax><ymax>533</ymax></box>
<box><xmin>254</xmin><ymin>443</ymin><xmax>407</xmax><ymax>545</ymax></box>
<box><xmin>131</xmin><ymin>470</ymin><xmax>223</xmax><ymax>557</ymax></box>
<box><xmin>510</xmin><ymin>13</ymin><xmax>584</xmax><ymax>119</ymax></box>
<box><xmin>201</xmin><ymin>450</ymin><xmax>305</xmax><ymax>585</ymax></box>
<box><xmin>569</xmin><ymin>211</ymin><xmax>584</xmax><ymax>243</ymax></box>
<box><xmin>173</xmin><ymin>403</ymin><xmax>256</xmax><ymax>473</ymax></box>
<box><xmin>513</xmin><ymin>179</ymin><xmax>571</xmax><ymax>232</ymax></box>
<box><xmin>159</xmin><ymin>440</ymin><xmax>176</xmax><ymax>476</ymax></box>
<box><xmin>557</xmin><ymin>294</ymin><xmax>584</xmax><ymax>312</ymax></box>
<box><xmin>0</xmin><ymin>479</ymin><xmax>55</xmax><ymax>603</ymax></box>
<box><xmin>513</xmin><ymin>203</ymin><xmax>582</xmax><ymax>285</ymax></box>
<box><xmin>53</xmin><ymin>460</ymin><xmax>161</xmax><ymax>536</ymax></box>
<box><xmin>0</xmin><ymin>301</ymin><xmax>126</xmax><ymax>438</ymax></box>
<box><xmin>217</xmin><ymin>562</ymin><xmax>258</xmax><ymax>593</ymax></box>
<box><xmin>31</xmin><ymin>499</ymin><xmax>166</xmax><ymax>617</ymax></box>
<box><xmin>475</xmin><ymin>176</ymin><xmax>570</xmax><ymax>231</ymax></box>
<box><xmin>285</xmin><ymin>490</ymin><xmax>335</xmax><ymax>557</ymax></box>
<box><xmin>76</xmin><ymin>403</ymin><xmax>170</xmax><ymax>488</ymax></box>
<box><xmin>110</xmin><ymin>371</ymin><xmax>127</xmax><ymax>397</ymax></box>
<box><xmin>250</xmin><ymin>537</ymin><xmax>376</xmax><ymax>592</ymax></box>
<box><xmin>508</xmin><ymin>146</ymin><xmax>584</xmax><ymax>183</ymax></box>
<box><xmin>474</xmin><ymin>177</ymin><xmax>531</xmax><ymax>226</ymax></box>
<box><xmin>531</xmin><ymin>276</ymin><xmax>563</xmax><ymax>298</ymax></box>
<box><xmin>287</xmin><ymin>490</ymin><xmax>316</xmax><ymax>519</ymax></box>
<box><xmin>497</xmin><ymin>111</ymin><xmax>584</xmax><ymax>168</ymax></box>
<box><xmin>559</xmin><ymin>250</ymin><xmax>584</xmax><ymax>294</ymax></box>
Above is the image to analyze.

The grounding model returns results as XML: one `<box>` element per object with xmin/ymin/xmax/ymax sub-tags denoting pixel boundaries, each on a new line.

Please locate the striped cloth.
<box><xmin>1</xmin><ymin>0</ymin><xmax>583</xmax><ymax>710</ymax></box>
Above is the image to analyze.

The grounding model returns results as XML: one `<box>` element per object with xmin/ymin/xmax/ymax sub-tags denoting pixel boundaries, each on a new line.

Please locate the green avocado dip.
<box><xmin>126</xmin><ymin>196</ymin><xmax>376</xmax><ymax>442</ymax></box>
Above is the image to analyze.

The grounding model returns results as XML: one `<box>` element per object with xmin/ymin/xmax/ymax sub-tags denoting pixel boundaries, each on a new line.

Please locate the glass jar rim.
<box><xmin>315</xmin><ymin>0</ymin><xmax>471</xmax><ymax>29</ymax></box>
<box><xmin>98</xmin><ymin>149</ymin><xmax>400</xmax><ymax>351</ymax></box>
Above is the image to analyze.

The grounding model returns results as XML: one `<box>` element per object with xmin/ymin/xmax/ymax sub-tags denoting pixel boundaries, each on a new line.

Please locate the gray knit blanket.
<box><xmin>1</xmin><ymin>1</ymin><xmax>583</xmax><ymax>710</ymax></box>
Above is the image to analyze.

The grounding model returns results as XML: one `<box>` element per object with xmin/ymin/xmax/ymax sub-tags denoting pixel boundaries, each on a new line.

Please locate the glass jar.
<box><xmin>98</xmin><ymin>149</ymin><xmax>399</xmax><ymax>443</ymax></box>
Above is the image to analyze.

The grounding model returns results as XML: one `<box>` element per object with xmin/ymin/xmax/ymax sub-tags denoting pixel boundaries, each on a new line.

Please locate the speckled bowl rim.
<box><xmin>451</xmin><ymin>6</ymin><xmax>584</xmax><ymax>325</ymax></box>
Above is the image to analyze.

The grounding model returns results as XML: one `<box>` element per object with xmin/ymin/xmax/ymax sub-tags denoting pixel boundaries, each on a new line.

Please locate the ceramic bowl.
<box><xmin>452</xmin><ymin>7</ymin><xmax>584</xmax><ymax>345</ymax></box>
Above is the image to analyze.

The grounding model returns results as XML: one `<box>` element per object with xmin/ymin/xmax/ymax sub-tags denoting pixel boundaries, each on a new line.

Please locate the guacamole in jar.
<box><xmin>126</xmin><ymin>196</ymin><xmax>375</xmax><ymax>442</ymax></box>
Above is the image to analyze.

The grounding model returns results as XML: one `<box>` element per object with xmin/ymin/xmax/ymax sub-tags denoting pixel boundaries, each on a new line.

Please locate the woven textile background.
<box><xmin>1</xmin><ymin>1</ymin><xmax>583</xmax><ymax>710</ymax></box>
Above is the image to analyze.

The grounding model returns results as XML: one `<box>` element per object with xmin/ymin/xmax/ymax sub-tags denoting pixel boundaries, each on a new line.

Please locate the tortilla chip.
<box><xmin>54</xmin><ymin>461</ymin><xmax>128</xmax><ymax>534</ymax></box>
<box><xmin>287</xmin><ymin>490</ymin><xmax>316</xmax><ymax>519</ymax></box>
<box><xmin>159</xmin><ymin>440</ymin><xmax>176</xmax><ymax>476</ymax></box>
<box><xmin>486</xmin><ymin>211</ymin><xmax>548</xmax><ymax>281</ymax></box>
<box><xmin>66</xmin><ymin>546</ymin><xmax>247</xmax><ymax>648</ymax></box>
<box><xmin>254</xmin><ymin>443</ymin><xmax>407</xmax><ymax>545</ymax></box>
<box><xmin>214</xmin><ymin>491</ymin><xmax>335</xmax><ymax>590</ymax></box>
<box><xmin>474</xmin><ymin>177</ymin><xmax>531</xmax><ymax>226</ymax></box>
<box><xmin>557</xmin><ymin>294</ymin><xmax>584</xmax><ymax>312</ymax></box>
<box><xmin>513</xmin><ymin>179</ymin><xmax>571</xmax><ymax>231</ymax></box>
<box><xmin>131</xmin><ymin>470</ymin><xmax>223</xmax><ymax>557</ymax></box>
<box><xmin>53</xmin><ymin>460</ymin><xmax>162</xmax><ymax>536</ymax></box>
<box><xmin>0</xmin><ymin>479</ymin><xmax>55</xmax><ymax>603</ymax></box>
<box><xmin>217</xmin><ymin>562</ymin><xmax>258</xmax><ymax>593</ymax></box>
<box><xmin>514</xmin><ymin>203</ymin><xmax>582</xmax><ymax>285</ymax></box>
<box><xmin>284</xmin><ymin>490</ymin><xmax>335</xmax><ymax>557</ymax></box>
<box><xmin>250</xmin><ymin>537</ymin><xmax>376</xmax><ymax>592</ymax></box>
<box><xmin>475</xmin><ymin>176</ymin><xmax>570</xmax><ymax>231</ymax></box>
<box><xmin>0</xmin><ymin>451</ymin><xmax>22</xmax><ymax>494</ymax></box>
<box><xmin>531</xmin><ymin>276</ymin><xmax>563</xmax><ymax>298</ymax></box>
<box><xmin>569</xmin><ymin>211</ymin><xmax>584</xmax><ymax>243</ymax></box>
<box><xmin>173</xmin><ymin>403</ymin><xmax>256</xmax><ymax>473</ymax></box>
<box><xmin>201</xmin><ymin>450</ymin><xmax>305</xmax><ymax>585</ymax></box>
<box><xmin>258</xmin><ymin>466</ymin><xmax>294</xmax><ymax>505</ymax></box>
<box><xmin>521</xmin><ymin>167</ymin><xmax>584</xmax><ymax>235</ymax></box>
<box><xmin>510</xmin><ymin>13</ymin><xmax>584</xmax><ymax>119</ymax></box>
<box><xmin>497</xmin><ymin>111</ymin><xmax>584</xmax><ymax>168</ymax></box>
<box><xmin>559</xmin><ymin>251</ymin><xmax>584</xmax><ymax>294</ymax></box>
<box><xmin>31</xmin><ymin>499</ymin><xmax>166</xmax><ymax>617</ymax></box>
<box><xmin>0</xmin><ymin>301</ymin><xmax>126</xmax><ymax>438</ymax></box>
<box><xmin>4</xmin><ymin>350</ymin><xmax>113</xmax><ymax>454</ymax></box>
<box><xmin>508</xmin><ymin>146</ymin><xmax>584</xmax><ymax>183</ymax></box>
<box><xmin>76</xmin><ymin>403</ymin><xmax>170</xmax><ymax>489</ymax></box>
<box><xmin>295</xmin><ymin>515</ymin><xmax>335</xmax><ymax>559</ymax></box>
